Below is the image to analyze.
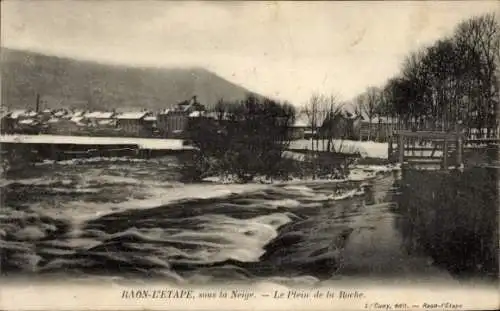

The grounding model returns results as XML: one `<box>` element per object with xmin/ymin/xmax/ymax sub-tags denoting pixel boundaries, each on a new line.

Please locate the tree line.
<box><xmin>353</xmin><ymin>13</ymin><xmax>499</xmax><ymax>138</ymax></box>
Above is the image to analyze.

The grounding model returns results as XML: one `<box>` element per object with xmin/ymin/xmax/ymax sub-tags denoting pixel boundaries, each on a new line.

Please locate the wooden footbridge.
<box><xmin>388</xmin><ymin>130</ymin><xmax>499</xmax><ymax>170</ymax></box>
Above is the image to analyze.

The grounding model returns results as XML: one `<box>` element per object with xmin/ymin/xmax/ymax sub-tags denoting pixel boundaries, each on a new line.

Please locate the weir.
<box><xmin>0</xmin><ymin>134</ymin><xmax>195</xmax><ymax>162</ymax></box>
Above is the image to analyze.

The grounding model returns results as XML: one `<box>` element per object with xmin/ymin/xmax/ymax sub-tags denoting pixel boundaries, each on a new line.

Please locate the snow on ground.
<box><xmin>282</xmin><ymin>151</ymin><xmax>307</xmax><ymax>161</ymax></box>
<box><xmin>201</xmin><ymin>164</ymin><xmax>400</xmax><ymax>185</ymax></box>
<box><xmin>0</xmin><ymin>134</ymin><xmax>191</xmax><ymax>150</ymax></box>
<box><xmin>198</xmin><ymin>164</ymin><xmax>400</xmax><ymax>203</ymax></box>
<box><xmin>347</xmin><ymin>165</ymin><xmax>398</xmax><ymax>181</ymax></box>
<box><xmin>289</xmin><ymin>139</ymin><xmax>388</xmax><ymax>159</ymax></box>
<box><xmin>2</xmin><ymin>135</ymin><xmax>387</xmax><ymax>156</ymax></box>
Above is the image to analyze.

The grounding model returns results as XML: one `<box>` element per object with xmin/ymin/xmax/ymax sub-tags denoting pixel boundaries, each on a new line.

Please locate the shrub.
<box><xmin>182</xmin><ymin>94</ymin><xmax>297</xmax><ymax>182</ymax></box>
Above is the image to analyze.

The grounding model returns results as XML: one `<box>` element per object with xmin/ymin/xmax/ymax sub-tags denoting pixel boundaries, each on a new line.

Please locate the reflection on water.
<box><xmin>393</xmin><ymin>167</ymin><xmax>498</xmax><ymax>281</ymax></box>
<box><xmin>0</xmin><ymin>156</ymin><xmax>495</xmax><ymax>285</ymax></box>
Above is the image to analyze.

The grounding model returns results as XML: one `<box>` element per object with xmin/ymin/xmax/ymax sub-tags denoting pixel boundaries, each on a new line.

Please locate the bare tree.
<box><xmin>215</xmin><ymin>98</ymin><xmax>229</xmax><ymax>122</ymax></box>
<box><xmin>184</xmin><ymin>94</ymin><xmax>296</xmax><ymax>182</ymax></box>
<box><xmin>354</xmin><ymin>87</ymin><xmax>381</xmax><ymax>140</ymax></box>
<box><xmin>302</xmin><ymin>93</ymin><xmax>336</xmax><ymax>178</ymax></box>
<box><xmin>303</xmin><ymin>94</ymin><xmax>319</xmax><ymax>153</ymax></box>
<box><xmin>317</xmin><ymin>94</ymin><xmax>333</xmax><ymax>151</ymax></box>
<box><xmin>302</xmin><ymin>94</ymin><xmax>320</xmax><ymax>178</ymax></box>
<box><xmin>322</xmin><ymin>96</ymin><xmax>345</xmax><ymax>152</ymax></box>
<box><xmin>451</xmin><ymin>13</ymin><xmax>498</xmax><ymax>136</ymax></box>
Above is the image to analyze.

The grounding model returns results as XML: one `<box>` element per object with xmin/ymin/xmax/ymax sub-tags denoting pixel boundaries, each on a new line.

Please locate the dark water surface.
<box><xmin>0</xmin><ymin>157</ymin><xmax>494</xmax><ymax>285</ymax></box>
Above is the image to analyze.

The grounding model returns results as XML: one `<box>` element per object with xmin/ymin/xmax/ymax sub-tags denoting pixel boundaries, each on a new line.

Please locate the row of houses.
<box><xmin>1</xmin><ymin>95</ymin><xmax>399</xmax><ymax>141</ymax></box>
<box><xmin>0</xmin><ymin>96</ymin><xmax>207</xmax><ymax>138</ymax></box>
<box><xmin>1</xmin><ymin>108</ymin><xmax>151</xmax><ymax>136</ymax></box>
<box><xmin>290</xmin><ymin>111</ymin><xmax>399</xmax><ymax>142</ymax></box>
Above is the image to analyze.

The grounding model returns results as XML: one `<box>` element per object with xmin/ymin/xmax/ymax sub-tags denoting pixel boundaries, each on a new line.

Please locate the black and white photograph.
<box><xmin>0</xmin><ymin>1</ymin><xmax>499</xmax><ymax>310</ymax></box>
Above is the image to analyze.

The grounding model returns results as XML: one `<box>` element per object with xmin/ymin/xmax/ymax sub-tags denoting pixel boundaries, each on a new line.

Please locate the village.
<box><xmin>0</xmin><ymin>93</ymin><xmax>400</xmax><ymax>143</ymax></box>
<box><xmin>1</xmin><ymin>95</ymin><xmax>205</xmax><ymax>139</ymax></box>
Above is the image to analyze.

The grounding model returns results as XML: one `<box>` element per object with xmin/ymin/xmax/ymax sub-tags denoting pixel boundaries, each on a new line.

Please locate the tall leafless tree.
<box><xmin>370</xmin><ymin>13</ymin><xmax>499</xmax><ymax>138</ymax></box>
<box><xmin>354</xmin><ymin>87</ymin><xmax>381</xmax><ymax>140</ymax></box>
<box><xmin>303</xmin><ymin>93</ymin><xmax>340</xmax><ymax>178</ymax></box>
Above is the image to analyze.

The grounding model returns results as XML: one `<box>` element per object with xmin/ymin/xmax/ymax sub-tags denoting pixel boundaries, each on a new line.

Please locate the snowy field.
<box><xmin>289</xmin><ymin>139</ymin><xmax>388</xmax><ymax>159</ymax></box>
<box><xmin>0</xmin><ymin>134</ymin><xmax>191</xmax><ymax>150</ymax></box>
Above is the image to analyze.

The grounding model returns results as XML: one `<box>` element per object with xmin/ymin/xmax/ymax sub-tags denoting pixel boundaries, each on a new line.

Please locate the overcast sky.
<box><xmin>2</xmin><ymin>1</ymin><xmax>499</xmax><ymax>104</ymax></box>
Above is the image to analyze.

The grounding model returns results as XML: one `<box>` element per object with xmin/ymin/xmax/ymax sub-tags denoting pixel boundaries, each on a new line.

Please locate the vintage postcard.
<box><xmin>0</xmin><ymin>1</ymin><xmax>499</xmax><ymax>310</ymax></box>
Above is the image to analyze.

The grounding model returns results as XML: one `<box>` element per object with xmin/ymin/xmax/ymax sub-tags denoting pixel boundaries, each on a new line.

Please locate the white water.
<box><xmin>1</xmin><ymin>156</ymin><xmax>405</xmax><ymax>282</ymax></box>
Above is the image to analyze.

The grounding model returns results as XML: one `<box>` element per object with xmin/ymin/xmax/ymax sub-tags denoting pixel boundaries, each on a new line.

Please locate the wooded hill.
<box><xmin>1</xmin><ymin>48</ymin><xmax>257</xmax><ymax>111</ymax></box>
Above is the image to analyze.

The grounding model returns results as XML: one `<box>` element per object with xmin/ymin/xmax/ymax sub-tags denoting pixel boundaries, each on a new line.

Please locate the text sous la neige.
<box><xmin>121</xmin><ymin>289</ymin><xmax>364</xmax><ymax>300</ymax></box>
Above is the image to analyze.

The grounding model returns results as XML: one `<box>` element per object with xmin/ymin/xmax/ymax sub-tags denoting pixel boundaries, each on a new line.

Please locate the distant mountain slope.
<box><xmin>1</xmin><ymin>48</ymin><xmax>256</xmax><ymax>111</ymax></box>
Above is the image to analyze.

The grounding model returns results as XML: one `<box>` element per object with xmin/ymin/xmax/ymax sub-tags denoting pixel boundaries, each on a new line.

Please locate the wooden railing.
<box><xmin>389</xmin><ymin>129</ymin><xmax>500</xmax><ymax>170</ymax></box>
<box><xmin>388</xmin><ymin>130</ymin><xmax>465</xmax><ymax>170</ymax></box>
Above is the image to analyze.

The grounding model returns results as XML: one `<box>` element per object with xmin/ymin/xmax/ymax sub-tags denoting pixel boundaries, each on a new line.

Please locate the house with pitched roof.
<box><xmin>16</xmin><ymin>118</ymin><xmax>42</xmax><ymax>134</ymax></box>
<box><xmin>1</xmin><ymin>111</ymin><xmax>15</xmax><ymax>133</ymax></box>
<box><xmin>157</xmin><ymin>96</ymin><xmax>206</xmax><ymax>138</ymax></box>
<box><xmin>358</xmin><ymin>115</ymin><xmax>399</xmax><ymax>142</ymax></box>
<box><xmin>288</xmin><ymin>115</ymin><xmax>309</xmax><ymax>140</ymax></box>
<box><xmin>84</xmin><ymin>111</ymin><xmax>116</xmax><ymax>127</ymax></box>
<box><xmin>116</xmin><ymin>111</ymin><xmax>154</xmax><ymax>137</ymax></box>
<box><xmin>47</xmin><ymin>118</ymin><xmax>84</xmax><ymax>135</ymax></box>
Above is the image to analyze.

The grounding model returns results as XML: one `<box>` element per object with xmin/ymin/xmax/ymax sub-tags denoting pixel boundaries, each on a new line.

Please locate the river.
<box><xmin>0</xmin><ymin>156</ymin><xmax>462</xmax><ymax>285</ymax></box>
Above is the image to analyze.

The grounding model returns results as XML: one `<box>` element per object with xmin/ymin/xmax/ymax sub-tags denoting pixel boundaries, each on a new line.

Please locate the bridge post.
<box><xmin>398</xmin><ymin>133</ymin><xmax>404</xmax><ymax>166</ymax></box>
<box><xmin>50</xmin><ymin>144</ymin><xmax>58</xmax><ymax>161</ymax></box>
<box><xmin>455</xmin><ymin>123</ymin><xmax>464</xmax><ymax>169</ymax></box>
<box><xmin>442</xmin><ymin>138</ymin><xmax>448</xmax><ymax>170</ymax></box>
<box><xmin>388</xmin><ymin>135</ymin><xmax>393</xmax><ymax>162</ymax></box>
<box><xmin>456</xmin><ymin>135</ymin><xmax>463</xmax><ymax>169</ymax></box>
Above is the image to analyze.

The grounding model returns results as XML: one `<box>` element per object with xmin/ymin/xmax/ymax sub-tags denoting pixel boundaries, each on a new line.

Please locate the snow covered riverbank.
<box><xmin>289</xmin><ymin>139</ymin><xmax>388</xmax><ymax>159</ymax></box>
<box><xmin>0</xmin><ymin>134</ymin><xmax>190</xmax><ymax>150</ymax></box>
<box><xmin>1</xmin><ymin>135</ymin><xmax>389</xmax><ymax>159</ymax></box>
<box><xmin>202</xmin><ymin>163</ymin><xmax>400</xmax><ymax>185</ymax></box>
